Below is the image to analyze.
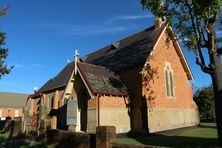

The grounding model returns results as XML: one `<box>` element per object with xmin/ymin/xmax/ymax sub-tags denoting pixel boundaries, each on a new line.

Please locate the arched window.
<box><xmin>47</xmin><ymin>95</ymin><xmax>54</xmax><ymax>109</ymax></box>
<box><xmin>164</xmin><ymin>62</ymin><xmax>174</xmax><ymax>97</ymax></box>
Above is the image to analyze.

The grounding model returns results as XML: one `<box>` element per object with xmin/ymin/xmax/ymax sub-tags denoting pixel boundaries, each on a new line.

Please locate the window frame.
<box><xmin>14</xmin><ymin>110</ymin><xmax>19</xmax><ymax>117</ymax></box>
<box><xmin>164</xmin><ymin>62</ymin><xmax>175</xmax><ymax>98</ymax></box>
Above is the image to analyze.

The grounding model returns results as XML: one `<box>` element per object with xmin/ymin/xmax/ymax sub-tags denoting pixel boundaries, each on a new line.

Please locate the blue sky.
<box><xmin>0</xmin><ymin>0</ymin><xmax>212</xmax><ymax>94</ymax></box>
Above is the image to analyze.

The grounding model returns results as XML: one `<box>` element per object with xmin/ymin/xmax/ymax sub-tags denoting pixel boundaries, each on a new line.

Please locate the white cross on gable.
<box><xmin>74</xmin><ymin>50</ymin><xmax>79</xmax><ymax>61</ymax></box>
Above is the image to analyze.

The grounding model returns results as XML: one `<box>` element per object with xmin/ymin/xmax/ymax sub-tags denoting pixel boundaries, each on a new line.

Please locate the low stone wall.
<box><xmin>12</xmin><ymin>121</ymin><xmax>22</xmax><ymax>135</ymax></box>
<box><xmin>0</xmin><ymin>120</ymin><xmax>21</xmax><ymax>135</ymax></box>
<box><xmin>46</xmin><ymin>129</ymin><xmax>90</xmax><ymax>148</ymax></box>
<box><xmin>96</xmin><ymin>126</ymin><xmax>152</xmax><ymax>148</ymax></box>
<box><xmin>41</xmin><ymin>126</ymin><xmax>159</xmax><ymax>148</ymax></box>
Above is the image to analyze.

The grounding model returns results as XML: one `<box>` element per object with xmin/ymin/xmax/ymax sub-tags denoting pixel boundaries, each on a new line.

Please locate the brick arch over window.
<box><xmin>164</xmin><ymin>62</ymin><xmax>174</xmax><ymax>97</ymax></box>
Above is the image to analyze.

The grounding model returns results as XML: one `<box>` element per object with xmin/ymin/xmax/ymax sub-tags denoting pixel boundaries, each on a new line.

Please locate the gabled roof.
<box><xmin>38</xmin><ymin>62</ymin><xmax>75</xmax><ymax>93</ymax></box>
<box><xmin>77</xmin><ymin>62</ymin><xmax>129</xmax><ymax>97</ymax></box>
<box><xmin>0</xmin><ymin>92</ymin><xmax>29</xmax><ymax>107</ymax></box>
<box><xmin>82</xmin><ymin>23</ymin><xmax>193</xmax><ymax>80</ymax></box>
<box><xmin>81</xmin><ymin>24</ymin><xmax>166</xmax><ymax>72</ymax></box>
<box><xmin>33</xmin><ymin>22</ymin><xmax>193</xmax><ymax>97</ymax></box>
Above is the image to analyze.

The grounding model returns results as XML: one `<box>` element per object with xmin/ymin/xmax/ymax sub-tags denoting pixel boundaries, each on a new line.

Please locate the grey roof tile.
<box><xmin>38</xmin><ymin>62</ymin><xmax>75</xmax><ymax>93</ymax></box>
<box><xmin>81</xmin><ymin>24</ymin><xmax>166</xmax><ymax>72</ymax></box>
<box><xmin>77</xmin><ymin>62</ymin><xmax>129</xmax><ymax>96</ymax></box>
<box><xmin>35</xmin><ymin>24</ymin><xmax>166</xmax><ymax>94</ymax></box>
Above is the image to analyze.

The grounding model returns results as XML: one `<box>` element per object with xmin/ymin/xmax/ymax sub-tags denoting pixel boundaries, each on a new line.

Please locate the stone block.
<box><xmin>96</xmin><ymin>126</ymin><xmax>116</xmax><ymax>148</ymax></box>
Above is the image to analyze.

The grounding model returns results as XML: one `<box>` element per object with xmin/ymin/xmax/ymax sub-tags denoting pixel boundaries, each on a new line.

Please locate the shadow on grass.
<box><xmin>127</xmin><ymin>134</ymin><xmax>219</xmax><ymax>147</ymax></box>
<box><xmin>135</xmin><ymin>135</ymin><xmax>219</xmax><ymax>147</ymax></box>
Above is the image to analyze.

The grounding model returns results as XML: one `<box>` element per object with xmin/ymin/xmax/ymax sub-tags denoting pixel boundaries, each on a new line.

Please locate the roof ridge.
<box><xmin>0</xmin><ymin>92</ymin><xmax>29</xmax><ymax>95</ymax></box>
<box><xmin>112</xmin><ymin>25</ymin><xmax>155</xmax><ymax>46</ymax></box>
<box><xmin>81</xmin><ymin>23</ymin><xmax>167</xmax><ymax>72</ymax></box>
<box><xmin>37</xmin><ymin>61</ymin><xmax>75</xmax><ymax>93</ymax></box>
<box><xmin>78</xmin><ymin>61</ymin><xmax>112</xmax><ymax>71</ymax></box>
<box><xmin>82</xmin><ymin>25</ymin><xmax>156</xmax><ymax>59</ymax></box>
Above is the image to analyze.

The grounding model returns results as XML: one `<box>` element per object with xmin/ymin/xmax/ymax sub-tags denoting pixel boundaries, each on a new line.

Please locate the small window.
<box><xmin>14</xmin><ymin>110</ymin><xmax>19</xmax><ymax>117</ymax></box>
<box><xmin>165</xmin><ymin>70</ymin><xmax>170</xmax><ymax>96</ymax></box>
<box><xmin>51</xmin><ymin>97</ymin><xmax>54</xmax><ymax>109</ymax></box>
<box><xmin>169</xmin><ymin>71</ymin><xmax>174</xmax><ymax>96</ymax></box>
<box><xmin>164</xmin><ymin>62</ymin><xmax>174</xmax><ymax>97</ymax></box>
<box><xmin>46</xmin><ymin>95</ymin><xmax>55</xmax><ymax>110</ymax></box>
<box><xmin>47</xmin><ymin>96</ymin><xmax>52</xmax><ymax>109</ymax></box>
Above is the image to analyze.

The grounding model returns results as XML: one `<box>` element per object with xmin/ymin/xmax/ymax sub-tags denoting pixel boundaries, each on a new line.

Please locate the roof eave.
<box><xmin>77</xmin><ymin>62</ymin><xmax>130</xmax><ymax>98</ymax></box>
<box><xmin>143</xmin><ymin>24</ymin><xmax>194</xmax><ymax>81</ymax></box>
<box><xmin>76</xmin><ymin>62</ymin><xmax>95</xmax><ymax>98</ymax></box>
<box><xmin>167</xmin><ymin>27</ymin><xmax>194</xmax><ymax>81</ymax></box>
<box><xmin>95</xmin><ymin>91</ymin><xmax>129</xmax><ymax>97</ymax></box>
<box><xmin>38</xmin><ymin>85</ymin><xmax>67</xmax><ymax>94</ymax></box>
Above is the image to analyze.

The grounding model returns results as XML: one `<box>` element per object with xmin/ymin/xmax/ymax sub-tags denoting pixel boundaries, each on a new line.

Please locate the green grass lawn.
<box><xmin>0</xmin><ymin>123</ymin><xmax>219</xmax><ymax>147</ymax></box>
<box><xmin>178</xmin><ymin>127</ymin><xmax>217</xmax><ymax>138</ymax></box>
<box><xmin>117</xmin><ymin>124</ymin><xmax>219</xmax><ymax>147</ymax></box>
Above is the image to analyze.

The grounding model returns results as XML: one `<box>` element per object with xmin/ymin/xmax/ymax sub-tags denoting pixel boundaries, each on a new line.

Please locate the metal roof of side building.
<box><xmin>0</xmin><ymin>92</ymin><xmax>29</xmax><ymax>108</ymax></box>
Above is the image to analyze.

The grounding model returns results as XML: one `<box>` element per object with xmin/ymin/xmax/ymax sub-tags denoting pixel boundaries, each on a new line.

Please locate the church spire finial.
<box><xmin>34</xmin><ymin>83</ymin><xmax>38</xmax><ymax>94</ymax></box>
<box><xmin>74</xmin><ymin>49</ymin><xmax>79</xmax><ymax>75</ymax></box>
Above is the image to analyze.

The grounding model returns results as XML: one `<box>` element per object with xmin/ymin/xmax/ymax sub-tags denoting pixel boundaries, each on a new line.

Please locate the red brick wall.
<box><xmin>99</xmin><ymin>96</ymin><xmax>129</xmax><ymax>108</ymax></box>
<box><xmin>88</xmin><ymin>97</ymin><xmax>97</xmax><ymax>109</ymax></box>
<box><xmin>143</xmin><ymin>30</ymin><xmax>197</xmax><ymax>109</ymax></box>
<box><xmin>118</xmin><ymin>67</ymin><xmax>142</xmax><ymax>108</ymax></box>
<box><xmin>0</xmin><ymin>107</ymin><xmax>23</xmax><ymax>120</ymax></box>
<box><xmin>87</xmin><ymin>95</ymin><xmax>129</xmax><ymax>109</ymax></box>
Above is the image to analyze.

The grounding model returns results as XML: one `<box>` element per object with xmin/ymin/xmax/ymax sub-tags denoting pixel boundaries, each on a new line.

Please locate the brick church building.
<box><xmin>24</xmin><ymin>19</ymin><xmax>199</xmax><ymax>134</ymax></box>
<box><xmin>0</xmin><ymin>92</ymin><xmax>28</xmax><ymax>121</ymax></box>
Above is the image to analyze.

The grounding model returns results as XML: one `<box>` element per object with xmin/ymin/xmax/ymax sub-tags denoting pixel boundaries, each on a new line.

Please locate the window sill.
<box><xmin>166</xmin><ymin>96</ymin><xmax>175</xmax><ymax>99</ymax></box>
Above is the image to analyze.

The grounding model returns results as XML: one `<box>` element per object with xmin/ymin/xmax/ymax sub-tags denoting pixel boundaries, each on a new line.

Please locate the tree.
<box><xmin>0</xmin><ymin>6</ymin><xmax>12</xmax><ymax>79</ymax></box>
<box><xmin>194</xmin><ymin>85</ymin><xmax>215</xmax><ymax>121</ymax></box>
<box><xmin>141</xmin><ymin>0</ymin><xmax>222</xmax><ymax>144</ymax></box>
